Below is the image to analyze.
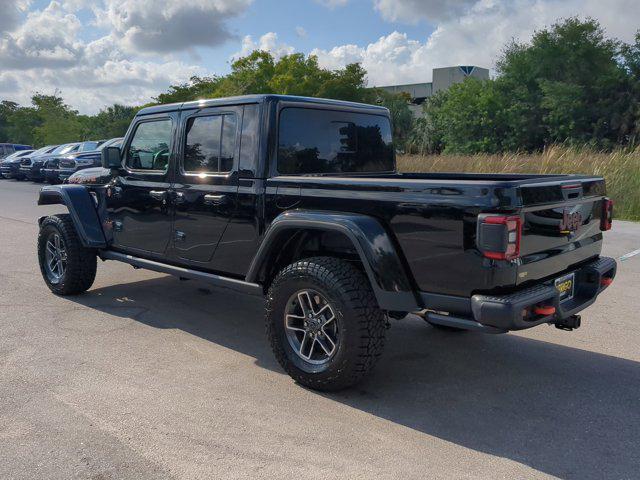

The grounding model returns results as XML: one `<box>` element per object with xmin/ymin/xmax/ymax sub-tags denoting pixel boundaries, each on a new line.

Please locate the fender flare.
<box><xmin>246</xmin><ymin>210</ymin><xmax>420</xmax><ymax>312</ymax></box>
<box><xmin>38</xmin><ymin>185</ymin><xmax>107</xmax><ymax>248</ymax></box>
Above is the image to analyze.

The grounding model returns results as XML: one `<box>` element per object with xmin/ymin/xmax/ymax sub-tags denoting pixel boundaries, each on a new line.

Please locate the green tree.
<box><xmin>0</xmin><ymin>101</ymin><xmax>41</xmax><ymax>145</ymax></box>
<box><xmin>215</xmin><ymin>51</ymin><xmax>276</xmax><ymax>96</ymax></box>
<box><xmin>497</xmin><ymin>17</ymin><xmax>626</xmax><ymax>149</ymax></box>
<box><xmin>154</xmin><ymin>76</ymin><xmax>221</xmax><ymax>104</ymax></box>
<box><xmin>618</xmin><ymin>32</ymin><xmax>640</xmax><ymax>146</ymax></box>
<box><xmin>31</xmin><ymin>93</ymin><xmax>85</xmax><ymax>145</ymax></box>
<box><xmin>85</xmin><ymin>104</ymin><xmax>139</xmax><ymax>139</ymax></box>
<box><xmin>371</xmin><ymin>90</ymin><xmax>414</xmax><ymax>150</ymax></box>
<box><xmin>421</xmin><ymin>18</ymin><xmax>640</xmax><ymax>153</ymax></box>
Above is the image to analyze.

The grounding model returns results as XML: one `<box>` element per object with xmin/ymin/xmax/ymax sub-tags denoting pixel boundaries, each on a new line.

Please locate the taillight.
<box><xmin>600</xmin><ymin>198</ymin><xmax>613</xmax><ymax>231</ymax></box>
<box><xmin>477</xmin><ymin>214</ymin><xmax>522</xmax><ymax>261</ymax></box>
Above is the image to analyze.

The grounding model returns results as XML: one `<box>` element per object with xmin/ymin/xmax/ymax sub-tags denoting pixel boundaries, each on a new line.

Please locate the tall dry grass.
<box><xmin>398</xmin><ymin>146</ymin><xmax>640</xmax><ymax>221</ymax></box>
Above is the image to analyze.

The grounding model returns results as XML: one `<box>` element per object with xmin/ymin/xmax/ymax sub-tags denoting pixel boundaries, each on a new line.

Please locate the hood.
<box><xmin>3</xmin><ymin>157</ymin><xmax>22</xmax><ymax>165</ymax></box>
<box><xmin>62</xmin><ymin>149</ymin><xmax>101</xmax><ymax>160</ymax></box>
<box><xmin>59</xmin><ymin>150</ymin><xmax>101</xmax><ymax>169</ymax></box>
<box><xmin>66</xmin><ymin>167</ymin><xmax>113</xmax><ymax>185</ymax></box>
<box><xmin>28</xmin><ymin>152</ymin><xmax>60</xmax><ymax>165</ymax></box>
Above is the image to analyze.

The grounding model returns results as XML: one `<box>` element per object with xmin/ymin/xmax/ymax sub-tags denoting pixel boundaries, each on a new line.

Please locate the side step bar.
<box><xmin>99</xmin><ymin>250</ymin><xmax>263</xmax><ymax>296</ymax></box>
<box><xmin>423</xmin><ymin>311</ymin><xmax>507</xmax><ymax>334</ymax></box>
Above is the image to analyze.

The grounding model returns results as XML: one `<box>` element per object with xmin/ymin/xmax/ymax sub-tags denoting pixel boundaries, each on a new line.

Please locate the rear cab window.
<box><xmin>277</xmin><ymin>107</ymin><xmax>395</xmax><ymax>175</ymax></box>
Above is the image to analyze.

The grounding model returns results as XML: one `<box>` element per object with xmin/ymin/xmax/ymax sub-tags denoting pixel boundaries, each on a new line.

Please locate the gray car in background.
<box><xmin>1</xmin><ymin>145</ymin><xmax>58</xmax><ymax>180</ymax></box>
<box><xmin>0</xmin><ymin>149</ymin><xmax>34</xmax><ymax>178</ymax></box>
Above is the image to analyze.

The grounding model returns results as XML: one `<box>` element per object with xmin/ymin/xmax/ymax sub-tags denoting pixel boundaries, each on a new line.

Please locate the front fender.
<box><xmin>38</xmin><ymin>185</ymin><xmax>106</xmax><ymax>248</ymax></box>
<box><xmin>246</xmin><ymin>210</ymin><xmax>420</xmax><ymax>312</ymax></box>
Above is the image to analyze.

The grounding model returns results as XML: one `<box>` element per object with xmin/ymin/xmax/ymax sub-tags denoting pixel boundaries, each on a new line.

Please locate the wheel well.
<box><xmin>258</xmin><ymin>229</ymin><xmax>364</xmax><ymax>291</ymax></box>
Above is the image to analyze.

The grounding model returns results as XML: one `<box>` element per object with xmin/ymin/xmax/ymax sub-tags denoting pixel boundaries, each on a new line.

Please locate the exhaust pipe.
<box><xmin>555</xmin><ymin>314</ymin><xmax>581</xmax><ymax>331</ymax></box>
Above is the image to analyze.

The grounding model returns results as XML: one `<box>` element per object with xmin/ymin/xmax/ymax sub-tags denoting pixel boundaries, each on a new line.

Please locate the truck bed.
<box><xmin>267</xmin><ymin>172</ymin><xmax>607</xmax><ymax>297</ymax></box>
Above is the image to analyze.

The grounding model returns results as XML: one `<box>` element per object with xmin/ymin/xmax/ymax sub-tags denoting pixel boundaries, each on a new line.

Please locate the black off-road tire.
<box><xmin>38</xmin><ymin>214</ymin><xmax>97</xmax><ymax>295</ymax></box>
<box><xmin>266</xmin><ymin>256</ymin><xmax>387</xmax><ymax>391</ymax></box>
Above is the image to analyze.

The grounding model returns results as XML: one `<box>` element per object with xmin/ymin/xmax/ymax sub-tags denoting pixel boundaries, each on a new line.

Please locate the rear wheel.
<box><xmin>38</xmin><ymin>214</ymin><xmax>97</xmax><ymax>295</ymax></box>
<box><xmin>266</xmin><ymin>257</ymin><xmax>387</xmax><ymax>391</ymax></box>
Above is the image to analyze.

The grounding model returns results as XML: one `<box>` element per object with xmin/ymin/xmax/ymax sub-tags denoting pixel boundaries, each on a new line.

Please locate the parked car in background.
<box><xmin>21</xmin><ymin>143</ymin><xmax>81</xmax><ymax>182</ymax></box>
<box><xmin>1</xmin><ymin>145</ymin><xmax>58</xmax><ymax>180</ymax></box>
<box><xmin>56</xmin><ymin>138</ymin><xmax>120</xmax><ymax>183</ymax></box>
<box><xmin>0</xmin><ymin>149</ymin><xmax>34</xmax><ymax>178</ymax></box>
<box><xmin>0</xmin><ymin>143</ymin><xmax>33</xmax><ymax>159</ymax></box>
<box><xmin>42</xmin><ymin>140</ymin><xmax>107</xmax><ymax>184</ymax></box>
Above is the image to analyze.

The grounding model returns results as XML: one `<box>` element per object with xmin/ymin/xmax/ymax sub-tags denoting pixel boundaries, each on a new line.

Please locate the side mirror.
<box><xmin>101</xmin><ymin>146</ymin><xmax>122</xmax><ymax>169</ymax></box>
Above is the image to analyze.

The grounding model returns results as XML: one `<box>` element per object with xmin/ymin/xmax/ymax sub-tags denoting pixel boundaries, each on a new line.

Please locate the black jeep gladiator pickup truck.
<box><xmin>36</xmin><ymin>94</ymin><xmax>616</xmax><ymax>390</ymax></box>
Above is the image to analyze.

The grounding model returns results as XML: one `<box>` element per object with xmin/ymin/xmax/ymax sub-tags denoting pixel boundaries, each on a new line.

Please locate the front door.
<box><xmin>170</xmin><ymin>106</ymin><xmax>240</xmax><ymax>266</ymax></box>
<box><xmin>107</xmin><ymin>114</ymin><xmax>176</xmax><ymax>256</ymax></box>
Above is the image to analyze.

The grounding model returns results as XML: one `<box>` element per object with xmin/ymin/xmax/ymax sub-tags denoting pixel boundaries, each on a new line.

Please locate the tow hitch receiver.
<box><xmin>555</xmin><ymin>314</ymin><xmax>581</xmax><ymax>331</ymax></box>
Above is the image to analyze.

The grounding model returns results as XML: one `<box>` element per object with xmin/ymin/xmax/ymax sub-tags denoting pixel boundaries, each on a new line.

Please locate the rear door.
<box><xmin>107</xmin><ymin>113</ymin><xmax>177</xmax><ymax>255</ymax></box>
<box><xmin>170</xmin><ymin>106</ymin><xmax>241</xmax><ymax>266</ymax></box>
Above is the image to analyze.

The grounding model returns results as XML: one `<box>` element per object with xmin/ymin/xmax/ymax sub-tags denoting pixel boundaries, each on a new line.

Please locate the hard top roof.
<box><xmin>136</xmin><ymin>94</ymin><xmax>389</xmax><ymax>116</ymax></box>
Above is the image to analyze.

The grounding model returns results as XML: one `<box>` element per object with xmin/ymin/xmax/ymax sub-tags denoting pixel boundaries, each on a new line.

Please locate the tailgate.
<box><xmin>516</xmin><ymin>177</ymin><xmax>608</xmax><ymax>286</ymax></box>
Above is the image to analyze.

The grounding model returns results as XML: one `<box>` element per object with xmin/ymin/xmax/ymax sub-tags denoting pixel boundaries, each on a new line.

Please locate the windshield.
<box><xmin>31</xmin><ymin>145</ymin><xmax>56</xmax><ymax>156</ymax></box>
<box><xmin>5</xmin><ymin>150</ymin><xmax>34</xmax><ymax>160</ymax></box>
<box><xmin>97</xmin><ymin>138</ymin><xmax>123</xmax><ymax>150</ymax></box>
<box><xmin>79</xmin><ymin>141</ymin><xmax>99</xmax><ymax>152</ymax></box>
<box><xmin>51</xmin><ymin>144</ymin><xmax>78</xmax><ymax>155</ymax></box>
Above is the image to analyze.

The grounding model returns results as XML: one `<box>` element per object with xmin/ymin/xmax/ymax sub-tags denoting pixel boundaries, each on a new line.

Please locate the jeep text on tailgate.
<box><xmin>36</xmin><ymin>95</ymin><xmax>617</xmax><ymax>390</ymax></box>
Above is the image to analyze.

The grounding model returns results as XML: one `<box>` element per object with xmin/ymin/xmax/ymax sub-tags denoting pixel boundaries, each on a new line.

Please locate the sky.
<box><xmin>0</xmin><ymin>0</ymin><xmax>639</xmax><ymax>114</ymax></box>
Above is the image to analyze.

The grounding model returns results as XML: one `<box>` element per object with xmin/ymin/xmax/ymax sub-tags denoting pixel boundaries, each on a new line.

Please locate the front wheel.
<box><xmin>38</xmin><ymin>214</ymin><xmax>97</xmax><ymax>295</ymax></box>
<box><xmin>266</xmin><ymin>257</ymin><xmax>387</xmax><ymax>391</ymax></box>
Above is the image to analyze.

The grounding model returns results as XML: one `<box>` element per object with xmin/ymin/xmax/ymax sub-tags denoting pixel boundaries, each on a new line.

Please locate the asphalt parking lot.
<box><xmin>1</xmin><ymin>179</ymin><xmax>639</xmax><ymax>480</ymax></box>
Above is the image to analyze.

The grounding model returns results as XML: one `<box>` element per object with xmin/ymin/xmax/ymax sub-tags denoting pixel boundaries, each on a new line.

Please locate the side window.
<box><xmin>184</xmin><ymin>114</ymin><xmax>237</xmax><ymax>174</ymax></box>
<box><xmin>126</xmin><ymin>119</ymin><xmax>172</xmax><ymax>171</ymax></box>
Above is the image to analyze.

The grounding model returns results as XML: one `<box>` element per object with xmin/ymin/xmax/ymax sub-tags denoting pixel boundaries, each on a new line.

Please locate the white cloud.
<box><xmin>93</xmin><ymin>0</ymin><xmax>253</xmax><ymax>54</ymax></box>
<box><xmin>295</xmin><ymin>26</ymin><xmax>308</xmax><ymax>38</ymax></box>
<box><xmin>233</xmin><ymin>32</ymin><xmax>295</xmax><ymax>60</ymax></box>
<box><xmin>0</xmin><ymin>1</ymin><xmax>202</xmax><ymax>113</ymax></box>
<box><xmin>373</xmin><ymin>0</ymin><xmax>476</xmax><ymax>24</ymax></box>
<box><xmin>0</xmin><ymin>1</ymin><xmax>84</xmax><ymax>69</ymax></box>
<box><xmin>0</xmin><ymin>0</ymin><xmax>30</xmax><ymax>33</ymax></box>
<box><xmin>313</xmin><ymin>0</ymin><xmax>640</xmax><ymax>87</ymax></box>
<box><xmin>0</xmin><ymin>58</ymin><xmax>201</xmax><ymax>114</ymax></box>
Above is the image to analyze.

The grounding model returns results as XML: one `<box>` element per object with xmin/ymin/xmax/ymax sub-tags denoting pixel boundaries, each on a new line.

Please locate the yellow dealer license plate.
<box><xmin>555</xmin><ymin>273</ymin><xmax>575</xmax><ymax>303</ymax></box>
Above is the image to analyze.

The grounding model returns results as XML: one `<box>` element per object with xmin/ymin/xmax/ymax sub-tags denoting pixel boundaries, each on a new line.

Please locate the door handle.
<box><xmin>203</xmin><ymin>194</ymin><xmax>228</xmax><ymax>206</ymax></box>
<box><xmin>149</xmin><ymin>190</ymin><xmax>167</xmax><ymax>201</ymax></box>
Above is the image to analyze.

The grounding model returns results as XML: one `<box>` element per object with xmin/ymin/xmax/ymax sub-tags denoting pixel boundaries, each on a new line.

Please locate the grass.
<box><xmin>397</xmin><ymin>146</ymin><xmax>640</xmax><ymax>221</ymax></box>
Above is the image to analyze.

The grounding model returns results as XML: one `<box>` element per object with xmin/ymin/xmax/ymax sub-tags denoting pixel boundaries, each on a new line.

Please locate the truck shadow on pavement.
<box><xmin>73</xmin><ymin>274</ymin><xmax>639</xmax><ymax>480</ymax></box>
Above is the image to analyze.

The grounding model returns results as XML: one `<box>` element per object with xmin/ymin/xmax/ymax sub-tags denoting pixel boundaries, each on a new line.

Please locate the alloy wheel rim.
<box><xmin>284</xmin><ymin>289</ymin><xmax>339</xmax><ymax>365</ymax></box>
<box><xmin>44</xmin><ymin>232</ymin><xmax>67</xmax><ymax>284</ymax></box>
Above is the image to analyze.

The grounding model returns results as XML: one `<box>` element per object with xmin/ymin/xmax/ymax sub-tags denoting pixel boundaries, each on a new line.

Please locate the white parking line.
<box><xmin>619</xmin><ymin>248</ymin><xmax>640</xmax><ymax>262</ymax></box>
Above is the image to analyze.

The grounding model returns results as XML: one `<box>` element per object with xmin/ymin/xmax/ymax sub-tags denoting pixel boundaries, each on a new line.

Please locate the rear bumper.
<box><xmin>420</xmin><ymin>256</ymin><xmax>617</xmax><ymax>332</ymax></box>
